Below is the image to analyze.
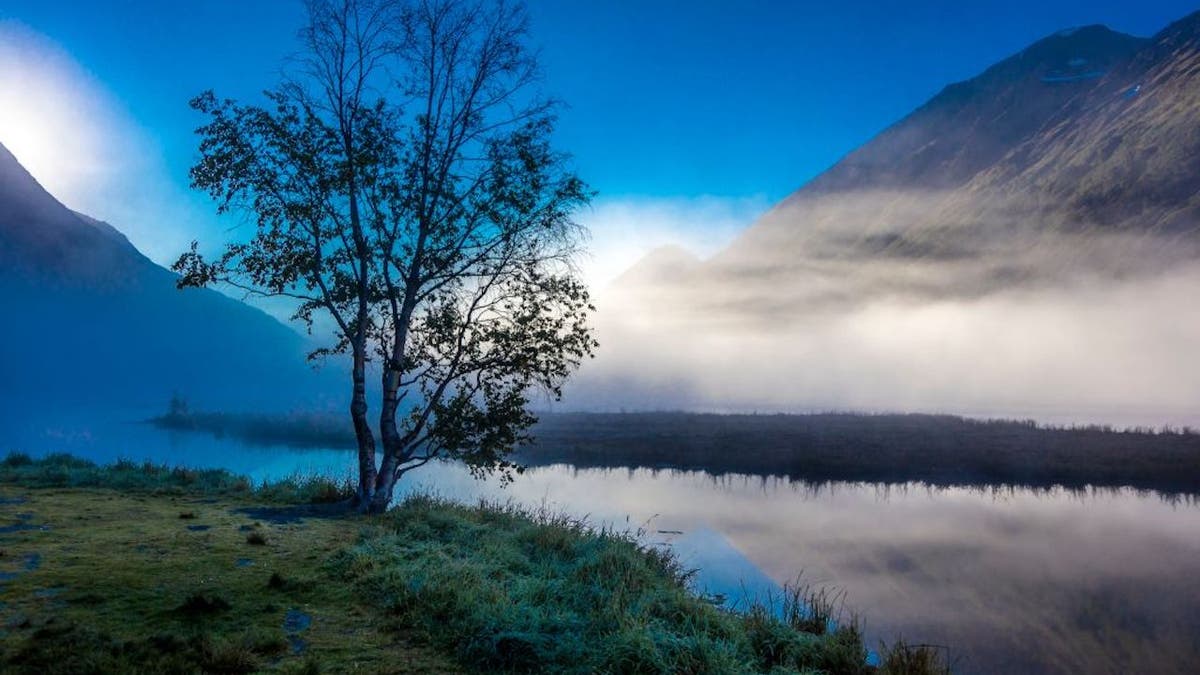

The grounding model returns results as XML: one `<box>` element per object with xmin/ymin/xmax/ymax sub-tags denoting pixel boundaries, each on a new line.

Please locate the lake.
<box><xmin>4</xmin><ymin>411</ymin><xmax>1199</xmax><ymax>674</ymax></box>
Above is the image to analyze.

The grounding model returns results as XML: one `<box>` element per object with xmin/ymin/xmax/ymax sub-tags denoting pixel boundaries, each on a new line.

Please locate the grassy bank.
<box><xmin>0</xmin><ymin>453</ymin><xmax>945</xmax><ymax>674</ymax></box>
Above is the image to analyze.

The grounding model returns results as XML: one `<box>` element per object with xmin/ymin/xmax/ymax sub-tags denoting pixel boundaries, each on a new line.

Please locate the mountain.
<box><xmin>0</xmin><ymin>142</ymin><xmax>335</xmax><ymax>412</ymax></box>
<box><xmin>960</xmin><ymin>13</ymin><xmax>1200</xmax><ymax>232</ymax></box>
<box><xmin>797</xmin><ymin>24</ymin><xmax>1147</xmax><ymax>197</ymax></box>
<box><xmin>0</xmin><ymin>143</ymin><xmax>140</xmax><ymax>285</ymax></box>
<box><xmin>616</xmin><ymin>12</ymin><xmax>1200</xmax><ymax>314</ymax></box>
<box><xmin>572</xmin><ymin>11</ymin><xmax>1200</xmax><ymax>419</ymax></box>
<box><xmin>610</xmin><ymin>244</ymin><xmax>702</xmax><ymax>288</ymax></box>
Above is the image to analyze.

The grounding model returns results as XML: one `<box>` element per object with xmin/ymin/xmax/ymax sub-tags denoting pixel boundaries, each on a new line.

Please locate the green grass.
<box><xmin>328</xmin><ymin>496</ymin><xmax>922</xmax><ymax>674</ymax></box>
<box><xmin>0</xmin><ymin>453</ymin><xmax>946</xmax><ymax>673</ymax></box>
<box><xmin>0</xmin><ymin>451</ymin><xmax>354</xmax><ymax>504</ymax></box>
<box><xmin>876</xmin><ymin>641</ymin><xmax>951</xmax><ymax>675</ymax></box>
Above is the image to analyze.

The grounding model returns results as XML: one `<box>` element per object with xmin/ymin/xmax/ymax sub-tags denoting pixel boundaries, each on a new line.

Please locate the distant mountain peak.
<box><xmin>0</xmin><ymin>137</ymin><xmax>329</xmax><ymax>409</ymax></box>
<box><xmin>0</xmin><ymin>140</ymin><xmax>62</xmax><ymax>213</ymax></box>
<box><xmin>0</xmin><ymin>141</ymin><xmax>150</xmax><ymax>284</ymax></box>
<box><xmin>626</xmin><ymin>6</ymin><xmax>1200</xmax><ymax>308</ymax></box>
<box><xmin>1008</xmin><ymin>23</ymin><xmax>1142</xmax><ymax>79</ymax></box>
<box><xmin>933</xmin><ymin>23</ymin><xmax>1143</xmax><ymax>101</ymax></box>
<box><xmin>1153</xmin><ymin>9</ymin><xmax>1200</xmax><ymax>47</ymax></box>
<box><xmin>0</xmin><ymin>141</ymin><xmax>32</xmax><ymax>175</ymax></box>
<box><xmin>782</xmin><ymin>22</ymin><xmax>1147</xmax><ymax>200</ymax></box>
<box><xmin>611</xmin><ymin>245</ymin><xmax>702</xmax><ymax>289</ymax></box>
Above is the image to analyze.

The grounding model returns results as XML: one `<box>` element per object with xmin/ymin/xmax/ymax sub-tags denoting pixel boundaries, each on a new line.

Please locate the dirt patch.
<box><xmin>232</xmin><ymin>503</ymin><xmax>351</xmax><ymax>525</ymax></box>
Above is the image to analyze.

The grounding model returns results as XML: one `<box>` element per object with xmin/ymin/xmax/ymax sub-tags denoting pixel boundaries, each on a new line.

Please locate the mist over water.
<box><xmin>566</xmin><ymin>189</ymin><xmax>1200</xmax><ymax>428</ymax></box>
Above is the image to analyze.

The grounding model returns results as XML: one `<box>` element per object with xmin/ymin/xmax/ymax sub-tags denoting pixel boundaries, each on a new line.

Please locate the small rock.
<box><xmin>186</xmin><ymin>525</ymin><xmax>211</xmax><ymax>532</ymax></box>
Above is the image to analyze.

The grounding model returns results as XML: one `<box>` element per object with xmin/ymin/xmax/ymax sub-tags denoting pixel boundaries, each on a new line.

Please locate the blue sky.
<box><xmin>0</xmin><ymin>0</ymin><xmax>1195</xmax><ymax>284</ymax></box>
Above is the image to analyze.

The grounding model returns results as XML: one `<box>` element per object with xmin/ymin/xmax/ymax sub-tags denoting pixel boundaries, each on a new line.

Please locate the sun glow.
<box><xmin>0</xmin><ymin>20</ymin><xmax>126</xmax><ymax>207</ymax></box>
<box><xmin>0</xmin><ymin>20</ymin><xmax>206</xmax><ymax>268</ymax></box>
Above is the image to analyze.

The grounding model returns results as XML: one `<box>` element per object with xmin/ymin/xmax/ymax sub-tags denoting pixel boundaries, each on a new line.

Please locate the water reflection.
<box><xmin>480</xmin><ymin>467</ymin><xmax>1200</xmax><ymax>675</ymax></box>
<box><xmin>5</xmin><ymin>413</ymin><xmax>1200</xmax><ymax>674</ymax></box>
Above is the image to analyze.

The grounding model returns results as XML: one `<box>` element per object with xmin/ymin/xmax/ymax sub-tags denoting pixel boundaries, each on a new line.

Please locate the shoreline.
<box><xmin>149</xmin><ymin>410</ymin><xmax>1200</xmax><ymax>495</ymax></box>
<box><xmin>0</xmin><ymin>453</ymin><xmax>944</xmax><ymax>674</ymax></box>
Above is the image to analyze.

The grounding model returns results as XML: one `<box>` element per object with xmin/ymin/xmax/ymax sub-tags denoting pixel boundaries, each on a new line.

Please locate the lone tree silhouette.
<box><xmin>175</xmin><ymin>0</ymin><xmax>595</xmax><ymax>511</ymax></box>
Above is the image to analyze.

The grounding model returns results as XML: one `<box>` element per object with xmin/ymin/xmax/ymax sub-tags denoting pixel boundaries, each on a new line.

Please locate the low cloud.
<box><xmin>565</xmin><ymin>189</ymin><xmax>1200</xmax><ymax>428</ymax></box>
<box><xmin>576</xmin><ymin>194</ymin><xmax>770</xmax><ymax>289</ymax></box>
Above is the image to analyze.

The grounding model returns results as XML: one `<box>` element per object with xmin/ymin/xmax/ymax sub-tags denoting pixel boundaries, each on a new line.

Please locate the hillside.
<box><xmin>576</xmin><ymin>11</ymin><xmax>1200</xmax><ymax>419</ymax></box>
<box><xmin>0</xmin><ymin>142</ymin><xmax>334</xmax><ymax>411</ymax></box>
<box><xmin>617</xmin><ymin>13</ymin><xmax>1200</xmax><ymax>312</ymax></box>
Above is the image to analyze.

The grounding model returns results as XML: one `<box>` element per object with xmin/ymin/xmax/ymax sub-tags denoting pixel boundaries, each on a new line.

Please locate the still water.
<box><xmin>4</xmin><ymin>412</ymin><xmax>1200</xmax><ymax>674</ymax></box>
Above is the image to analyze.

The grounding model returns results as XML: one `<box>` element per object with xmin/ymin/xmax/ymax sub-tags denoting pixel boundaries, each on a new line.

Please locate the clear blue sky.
<box><xmin>0</xmin><ymin>0</ymin><xmax>1195</xmax><ymax>288</ymax></box>
<box><xmin>2</xmin><ymin>0</ymin><xmax>1194</xmax><ymax>202</ymax></box>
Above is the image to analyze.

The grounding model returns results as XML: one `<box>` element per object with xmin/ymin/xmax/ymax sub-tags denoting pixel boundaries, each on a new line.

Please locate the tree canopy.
<box><xmin>175</xmin><ymin>0</ymin><xmax>595</xmax><ymax>511</ymax></box>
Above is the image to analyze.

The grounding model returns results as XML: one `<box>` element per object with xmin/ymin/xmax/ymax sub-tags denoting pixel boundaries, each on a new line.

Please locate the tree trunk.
<box><xmin>368</xmin><ymin>462</ymin><xmax>399</xmax><ymax>513</ymax></box>
<box><xmin>367</xmin><ymin>362</ymin><xmax>406</xmax><ymax>512</ymax></box>
<box><xmin>344</xmin><ymin>133</ymin><xmax>376</xmax><ymax>510</ymax></box>
<box><xmin>351</xmin><ymin>348</ymin><xmax>377</xmax><ymax>510</ymax></box>
<box><xmin>370</xmin><ymin>274</ymin><xmax>420</xmax><ymax>512</ymax></box>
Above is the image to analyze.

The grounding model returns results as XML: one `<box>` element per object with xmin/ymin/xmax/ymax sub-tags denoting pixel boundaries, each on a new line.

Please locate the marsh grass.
<box><xmin>878</xmin><ymin>640</ymin><xmax>952</xmax><ymax>674</ymax></box>
<box><xmin>151</xmin><ymin>407</ymin><xmax>1200</xmax><ymax>494</ymax></box>
<box><xmin>0</xmin><ymin>453</ymin><xmax>946</xmax><ymax>673</ymax></box>
<box><xmin>526</xmin><ymin>412</ymin><xmax>1200</xmax><ymax>495</ymax></box>
<box><xmin>0</xmin><ymin>454</ymin><xmax>454</xmax><ymax>673</ymax></box>
<box><xmin>329</xmin><ymin>494</ymin><xmax>898</xmax><ymax>674</ymax></box>
<box><xmin>0</xmin><ymin>452</ymin><xmax>354</xmax><ymax>504</ymax></box>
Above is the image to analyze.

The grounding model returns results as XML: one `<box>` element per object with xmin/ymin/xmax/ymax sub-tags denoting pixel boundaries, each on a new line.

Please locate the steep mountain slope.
<box><xmin>797</xmin><ymin>24</ymin><xmax>1147</xmax><ymax>197</ymax></box>
<box><xmin>617</xmin><ymin>14</ymin><xmax>1200</xmax><ymax>315</ymax></box>
<box><xmin>963</xmin><ymin>11</ymin><xmax>1200</xmax><ymax>233</ymax></box>
<box><xmin>0</xmin><ymin>142</ymin><xmax>334</xmax><ymax>411</ymax></box>
<box><xmin>0</xmin><ymin>143</ymin><xmax>140</xmax><ymax>285</ymax></box>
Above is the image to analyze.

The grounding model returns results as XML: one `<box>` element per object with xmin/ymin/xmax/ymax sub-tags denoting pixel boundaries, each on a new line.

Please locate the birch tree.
<box><xmin>175</xmin><ymin>0</ymin><xmax>595</xmax><ymax>511</ymax></box>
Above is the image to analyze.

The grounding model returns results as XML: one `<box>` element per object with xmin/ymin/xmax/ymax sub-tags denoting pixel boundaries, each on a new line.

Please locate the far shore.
<box><xmin>149</xmin><ymin>409</ymin><xmax>1200</xmax><ymax>495</ymax></box>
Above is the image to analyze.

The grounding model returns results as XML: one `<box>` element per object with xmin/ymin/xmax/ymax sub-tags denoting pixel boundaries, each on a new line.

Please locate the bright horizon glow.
<box><xmin>0</xmin><ymin>20</ymin><xmax>768</xmax><ymax>308</ymax></box>
<box><xmin>0</xmin><ymin>20</ymin><xmax>228</xmax><ymax>279</ymax></box>
<box><xmin>0</xmin><ymin>21</ymin><xmax>135</xmax><ymax>210</ymax></box>
<box><xmin>0</xmin><ymin>21</ymin><xmax>121</xmax><ymax>207</ymax></box>
<box><xmin>578</xmin><ymin>195</ymin><xmax>770</xmax><ymax>290</ymax></box>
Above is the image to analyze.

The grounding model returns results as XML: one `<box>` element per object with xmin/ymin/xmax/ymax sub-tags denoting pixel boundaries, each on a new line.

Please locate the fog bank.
<box><xmin>564</xmin><ymin>190</ymin><xmax>1200</xmax><ymax>428</ymax></box>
